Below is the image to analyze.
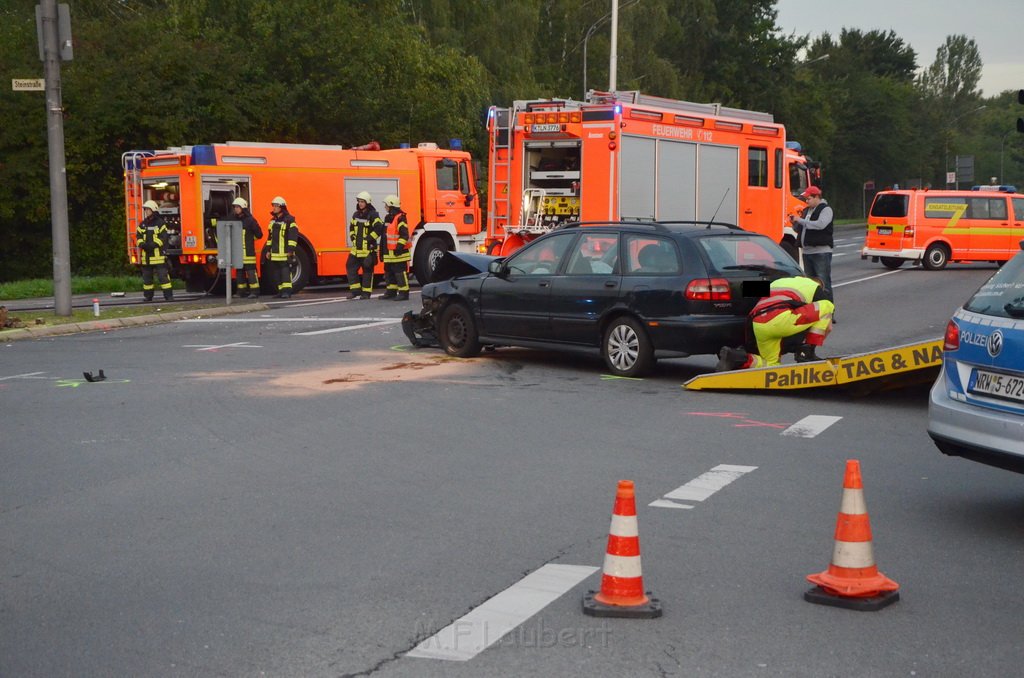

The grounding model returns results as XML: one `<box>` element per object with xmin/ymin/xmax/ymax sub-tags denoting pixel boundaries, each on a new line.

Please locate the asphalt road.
<box><xmin>3</xmin><ymin>231</ymin><xmax>1022</xmax><ymax>677</ymax></box>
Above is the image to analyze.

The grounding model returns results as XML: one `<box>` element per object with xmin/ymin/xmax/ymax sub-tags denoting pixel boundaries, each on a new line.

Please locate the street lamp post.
<box><xmin>1000</xmin><ymin>129</ymin><xmax>1013</xmax><ymax>184</ymax></box>
<box><xmin>945</xmin><ymin>105</ymin><xmax>986</xmax><ymax>188</ymax></box>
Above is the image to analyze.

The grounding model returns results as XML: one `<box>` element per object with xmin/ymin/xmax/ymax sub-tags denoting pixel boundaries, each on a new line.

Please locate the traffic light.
<box><xmin>1018</xmin><ymin>89</ymin><xmax>1024</xmax><ymax>133</ymax></box>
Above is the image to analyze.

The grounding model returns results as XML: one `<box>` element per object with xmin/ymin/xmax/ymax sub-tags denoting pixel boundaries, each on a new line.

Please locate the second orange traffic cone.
<box><xmin>583</xmin><ymin>480</ymin><xmax>662</xmax><ymax>618</ymax></box>
<box><xmin>805</xmin><ymin>459</ymin><xmax>900</xmax><ymax>611</ymax></box>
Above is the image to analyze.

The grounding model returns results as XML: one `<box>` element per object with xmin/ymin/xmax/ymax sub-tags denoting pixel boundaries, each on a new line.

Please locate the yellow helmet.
<box><xmin>357</xmin><ymin>191</ymin><xmax>372</xmax><ymax>203</ymax></box>
<box><xmin>232</xmin><ymin>197</ymin><xmax>248</xmax><ymax>208</ymax></box>
<box><xmin>143</xmin><ymin>200</ymin><xmax>159</xmax><ymax>211</ymax></box>
<box><xmin>385</xmin><ymin>194</ymin><xmax>400</xmax><ymax>208</ymax></box>
<box><xmin>271</xmin><ymin>196</ymin><xmax>287</xmax><ymax>206</ymax></box>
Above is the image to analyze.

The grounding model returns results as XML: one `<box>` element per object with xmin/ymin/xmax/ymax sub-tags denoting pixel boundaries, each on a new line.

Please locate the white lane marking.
<box><xmin>832</xmin><ymin>252</ymin><xmax>849</xmax><ymax>258</ymax></box>
<box><xmin>406</xmin><ymin>564</ymin><xmax>599</xmax><ymax>662</ymax></box>
<box><xmin>293</xmin><ymin>319</ymin><xmax>402</xmax><ymax>336</ymax></box>
<box><xmin>781</xmin><ymin>415</ymin><xmax>843</xmax><ymax>438</ymax></box>
<box><xmin>0</xmin><ymin>371</ymin><xmax>48</xmax><ymax>381</ymax></box>
<box><xmin>648</xmin><ymin>499</ymin><xmax>695</xmax><ymax>510</ymax></box>
<box><xmin>833</xmin><ymin>268</ymin><xmax>906</xmax><ymax>288</ymax></box>
<box><xmin>651</xmin><ymin>464</ymin><xmax>757</xmax><ymax>507</ymax></box>
<box><xmin>178</xmin><ymin>317</ymin><xmax>401</xmax><ymax>323</ymax></box>
<box><xmin>182</xmin><ymin>341</ymin><xmax>263</xmax><ymax>352</ymax></box>
<box><xmin>835</xmin><ymin>242</ymin><xmax>863</xmax><ymax>248</ymax></box>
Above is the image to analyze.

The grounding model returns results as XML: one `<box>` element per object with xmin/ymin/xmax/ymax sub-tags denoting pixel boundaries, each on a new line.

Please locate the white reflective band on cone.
<box><xmin>601</xmin><ymin>553</ymin><xmax>643</xmax><ymax>578</ymax></box>
<box><xmin>609</xmin><ymin>514</ymin><xmax>639</xmax><ymax>537</ymax></box>
<box><xmin>831</xmin><ymin>539</ymin><xmax>876</xmax><ymax>569</ymax></box>
<box><xmin>839</xmin><ymin>488</ymin><xmax>867</xmax><ymax>515</ymax></box>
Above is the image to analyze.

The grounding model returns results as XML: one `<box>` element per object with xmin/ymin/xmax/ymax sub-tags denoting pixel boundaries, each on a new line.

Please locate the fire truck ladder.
<box><xmin>488</xmin><ymin>105</ymin><xmax>515</xmax><ymax>241</ymax></box>
<box><xmin>121</xmin><ymin>151</ymin><xmax>154</xmax><ymax>261</ymax></box>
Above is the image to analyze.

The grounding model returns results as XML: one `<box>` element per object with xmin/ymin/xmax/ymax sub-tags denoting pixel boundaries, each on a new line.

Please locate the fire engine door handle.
<box><xmin>743</xmin><ymin>209</ymin><xmax>753</xmax><ymax>214</ymax></box>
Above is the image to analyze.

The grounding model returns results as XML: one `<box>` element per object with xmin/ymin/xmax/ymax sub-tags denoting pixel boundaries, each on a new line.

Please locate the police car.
<box><xmin>928</xmin><ymin>241</ymin><xmax>1024</xmax><ymax>472</ymax></box>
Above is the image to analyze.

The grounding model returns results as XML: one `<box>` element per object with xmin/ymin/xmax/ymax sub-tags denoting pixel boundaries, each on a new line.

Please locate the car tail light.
<box><xmin>943</xmin><ymin>318</ymin><xmax>959</xmax><ymax>351</ymax></box>
<box><xmin>904</xmin><ymin>226</ymin><xmax>914</xmax><ymax>237</ymax></box>
<box><xmin>685</xmin><ymin>278</ymin><xmax>732</xmax><ymax>301</ymax></box>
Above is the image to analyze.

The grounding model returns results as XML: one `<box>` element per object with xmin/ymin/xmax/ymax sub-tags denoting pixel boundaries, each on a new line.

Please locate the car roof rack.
<box><xmin>554</xmin><ymin>220</ymin><xmax>671</xmax><ymax>233</ymax></box>
<box><xmin>654</xmin><ymin>220</ymin><xmax>745</xmax><ymax>231</ymax></box>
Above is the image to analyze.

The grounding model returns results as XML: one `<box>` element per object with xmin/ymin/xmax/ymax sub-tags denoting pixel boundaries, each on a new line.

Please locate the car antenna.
<box><xmin>706</xmin><ymin>188</ymin><xmax>730</xmax><ymax>229</ymax></box>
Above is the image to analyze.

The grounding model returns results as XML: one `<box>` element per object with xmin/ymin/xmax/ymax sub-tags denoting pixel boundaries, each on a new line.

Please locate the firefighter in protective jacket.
<box><xmin>267</xmin><ymin>196</ymin><xmax>298</xmax><ymax>298</ymax></box>
<box><xmin>379</xmin><ymin>194</ymin><xmax>411</xmax><ymax>300</ymax></box>
<box><xmin>232</xmin><ymin>197</ymin><xmax>263</xmax><ymax>298</ymax></box>
<box><xmin>136</xmin><ymin>200</ymin><xmax>174</xmax><ymax>302</ymax></box>
<box><xmin>346</xmin><ymin>191</ymin><xmax>383</xmax><ymax>299</ymax></box>
<box><xmin>715</xmin><ymin>276</ymin><xmax>834</xmax><ymax>371</ymax></box>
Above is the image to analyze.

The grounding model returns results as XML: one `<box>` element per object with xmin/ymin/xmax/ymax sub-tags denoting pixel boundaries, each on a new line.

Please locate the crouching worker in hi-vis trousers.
<box><xmin>715</xmin><ymin>276</ymin><xmax>834</xmax><ymax>372</ymax></box>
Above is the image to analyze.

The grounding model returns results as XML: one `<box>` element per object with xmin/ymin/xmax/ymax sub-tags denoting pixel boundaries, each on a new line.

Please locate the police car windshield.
<box><xmin>964</xmin><ymin>253</ymin><xmax>1024</xmax><ymax>318</ymax></box>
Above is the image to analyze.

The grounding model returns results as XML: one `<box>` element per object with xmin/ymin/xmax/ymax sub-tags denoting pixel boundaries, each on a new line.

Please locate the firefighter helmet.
<box><xmin>385</xmin><ymin>194</ymin><xmax>400</xmax><ymax>208</ymax></box>
<box><xmin>143</xmin><ymin>200</ymin><xmax>159</xmax><ymax>211</ymax></box>
<box><xmin>357</xmin><ymin>191</ymin><xmax>372</xmax><ymax>203</ymax></box>
<box><xmin>271</xmin><ymin>196</ymin><xmax>287</xmax><ymax>206</ymax></box>
<box><xmin>232</xmin><ymin>197</ymin><xmax>248</xmax><ymax>208</ymax></box>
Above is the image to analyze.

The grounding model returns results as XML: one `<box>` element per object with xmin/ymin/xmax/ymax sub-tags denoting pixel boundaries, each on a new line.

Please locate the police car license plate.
<box><xmin>531</xmin><ymin>123</ymin><xmax>561</xmax><ymax>133</ymax></box>
<box><xmin>877</xmin><ymin>227</ymin><xmax>892</xmax><ymax>235</ymax></box>
<box><xmin>968</xmin><ymin>368</ymin><xmax>1024</xmax><ymax>404</ymax></box>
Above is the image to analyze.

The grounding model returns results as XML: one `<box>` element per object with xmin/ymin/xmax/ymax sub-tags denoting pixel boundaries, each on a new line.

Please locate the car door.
<box><xmin>548</xmin><ymin>232</ymin><xmax>622</xmax><ymax>345</ymax></box>
<box><xmin>619</xmin><ymin>233</ymin><xmax>685</xmax><ymax>319</ymax></box>
<box><xmin>478</xmin><ymin>232</ymin><xmax>576</xmax><ymax>340</ymax></box>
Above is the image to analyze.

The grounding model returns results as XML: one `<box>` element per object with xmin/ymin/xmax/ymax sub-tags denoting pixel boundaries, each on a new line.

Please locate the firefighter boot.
<box><xmin>380</xmin><ymin>290</ymin><xmax>397</xmax><ymax>300</ymax></box>
<box><xmin>143</xmin><ymin>293</ymin><xmax>154</xmax><ymax>302</ymax></box>
<box><xmin>394</xmin><ymin>292</ymin><xmax>410</xmax><ymax>301</ymax></box>
<box><xmin>794</xmin><ymin>344</ymin><xmax>821</xmax><ymax>363</ymax></box>
<box><xmin>715</xmin><ymin>346</ymin><xmax>749</xmax><ymax>372</ymax></box>
<box><xmin>238</xmin><ymin>289</ymin><xmax>250</xmax><ymax>299</ymax></box>
<box><xmin>163</xmin><ymin>289</ymin><xmax>174</xmax><ymax>301</ymax></box>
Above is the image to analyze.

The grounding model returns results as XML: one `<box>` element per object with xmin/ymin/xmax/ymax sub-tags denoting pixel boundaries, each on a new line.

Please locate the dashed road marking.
<box><xmin>781</xmin><ymin>415</ymin><xmax>842</xmax><ymax>438</ymax></box>
<box><xmin>650</xmin><ymin>464</ymin><xmax>757</xmax><ymax>509</ymax></box>
<box><xmin>293</xmin><ymin>319</ymin><xmax>402</xmax><ymax>336</ymax></box>
<box><xmin>182</xmin><ymin>341</ymin><xmax>262</xmax><ymax>351</ymax></box>
<box><xmin>0</xmin><ymin>371</ymin><xmax>48</xmax><ymax>381</ymax></box>
<box><xmin>833</xmin><ymin>269</ymin><xmax>906</xmax><ymax>287</ymax></box>
<box><xmin>406</xmin><ymin>563</ymin><xmax>598</xmax><ymax>662</ymax></box>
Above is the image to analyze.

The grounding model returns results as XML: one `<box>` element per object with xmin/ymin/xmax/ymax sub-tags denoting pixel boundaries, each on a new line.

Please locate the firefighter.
<box><xmin>267</xmin><ymin>196</ymin><xmax>298</xmax><ymax>298</ymax></box>
<box><xmin>232</xmin><ymin>197</ymin><xmax>263</xmax><ymax>298</ymax></box>
<box><xmin>136</xmin><ymin>200</ymin><xmax>174</xmax><ymax>302</ymax></box>
<box><xmin>715</xmin><ymin>276</ymin><xmax>834</xmax><ymax>371</ymax></box>
<box><xmin>379</xmin><ymin>194</ymin><xmax>411</xmax><ymax>300</ymax></box>
<box><xmin>346</xmin><ymin>191</ymin><xmax>382</xmax><ymax>299</ymax></box>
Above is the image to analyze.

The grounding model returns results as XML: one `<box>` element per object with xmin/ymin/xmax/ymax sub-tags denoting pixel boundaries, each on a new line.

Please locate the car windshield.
<box><xmin>699</xmin><ymin>235</ymin><xmax>801</xmax><ymax>275</ymax></box>
<box><xmin>964</xmin><ymin>252</ymin><xmax>1024</xmax><ymax>318</ymax></box>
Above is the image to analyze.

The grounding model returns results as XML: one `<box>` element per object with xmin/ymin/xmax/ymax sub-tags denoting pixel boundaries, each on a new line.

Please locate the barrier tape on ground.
<box><xmin>684</xmin><ymin>339</ymin><xmax>943</xmax><ymax>391</ymax></box>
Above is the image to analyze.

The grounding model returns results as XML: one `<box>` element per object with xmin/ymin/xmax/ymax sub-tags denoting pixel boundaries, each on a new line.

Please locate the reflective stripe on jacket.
<box><xmin>349</xmin><ymin>206</ymin><xmax>382</xmax><ymax>257</ymax></box>
<box><xmin>268</xmin><ymin>212</ymin><xmax>298</xmax><ymax>261</ymax></box>
<box><xmin>136</xmin><ymin>214</ymin><xmax>170</xmax><ymax>265</ymax></box>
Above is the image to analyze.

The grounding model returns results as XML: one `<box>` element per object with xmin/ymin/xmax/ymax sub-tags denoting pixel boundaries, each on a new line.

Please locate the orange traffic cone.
<box><xmin>583</xmin><ymin>480</ymin><xmax>662</xmax><ymax>618</ymax></box>
<box><xmin>805</xmin><ymin>459</ymin><xmax>900</xmax><ymax>611</ymax></box>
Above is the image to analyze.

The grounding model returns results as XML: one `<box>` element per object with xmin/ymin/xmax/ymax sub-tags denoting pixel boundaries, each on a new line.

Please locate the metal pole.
<box><xmin>608</xmin><ymin>0</ymin><xmax>618</xmax><ymax>91</ymax></box>
<box><xmin>41</xmin><ymin>0</ymin><xmax>72</xmax><ymax>316</ymax></box>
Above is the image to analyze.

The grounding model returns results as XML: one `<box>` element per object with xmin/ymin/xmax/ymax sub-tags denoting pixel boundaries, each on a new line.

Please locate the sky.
<box><xmin>774</xmin><ymin>0</ymin><xmax>1023</xmax><ymax>97</ymax></box>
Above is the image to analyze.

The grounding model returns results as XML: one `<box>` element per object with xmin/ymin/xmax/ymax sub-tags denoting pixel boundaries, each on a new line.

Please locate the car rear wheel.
<box><xmin>880</xmin><ymin>257</ymin><xmax>904</xmax><ymax>269</ymax></box>
<box><xmin>602</xmin><ymin>317</ymin><xmax>654</xmax><ymax>377</ymax></box>
<box><xmin>923</xmin><ymin>243</ymin><xmax>950</xmax><ymax>270</ymax></box>
<box><xmin>438</xmin><ymin>303</ymin><xmax>481</xmax><ymax>358</ymax></box>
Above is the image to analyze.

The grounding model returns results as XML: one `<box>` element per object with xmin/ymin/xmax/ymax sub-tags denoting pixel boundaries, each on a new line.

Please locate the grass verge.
<box><xmin>0</xmin><ymin>299</ymin><xmax>225</xmax><ymax>333</ymax></box>
<box><xmin>0</xmin><ymin>275</ymin><xmax>184</xmax><ymax>300</ymax></box>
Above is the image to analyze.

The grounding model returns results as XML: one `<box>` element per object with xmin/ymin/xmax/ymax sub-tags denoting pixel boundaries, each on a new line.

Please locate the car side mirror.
<box><xmin>488</xmin><ymin>260</ymin><xmax>507</xmax><ymax>277</ymax></box>
<box><xmin>464</xmin><ymin>192</ymin><xmax>475</xmax><ymax>207</ymax></box>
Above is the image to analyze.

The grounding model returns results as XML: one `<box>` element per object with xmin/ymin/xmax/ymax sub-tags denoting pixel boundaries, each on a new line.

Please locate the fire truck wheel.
<box><xmin>413</xmin><ymin>236</ymin><xmax>448</xmax><ymax>285</ymax></box>
<box><xmin>290</xmin><ymin>246</ymin><xmax>313</xmax><ymax>291</ymax></box>
<box><xmin>922</xmin><ymin>243</ymin><xmax>950</xmax><ymax>271</ymax></box>
<box><xmin>602</xmin><ymin>316</ymin><xmax>654</xmax><ymax>378</ymax></box>
<box><xmin>880</xmin><ymin>257</ymin><xmax>904</xmax><ymax>269</ymax></box>
<box><xmin>438</xmin><ymin>303</ymin><xmax>481</xmax><ymax>358</ymax></box>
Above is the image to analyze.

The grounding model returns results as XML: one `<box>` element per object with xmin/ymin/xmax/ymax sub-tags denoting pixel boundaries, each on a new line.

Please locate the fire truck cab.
<box><xmin>122</xmin><ymin>141</ymin><xmax>483</xmax><ymax>291</ymax></box>
<box><xmin>486</xmin><ymin>90</ymin><xmax>810</xmax><ymax>257</ymax></box>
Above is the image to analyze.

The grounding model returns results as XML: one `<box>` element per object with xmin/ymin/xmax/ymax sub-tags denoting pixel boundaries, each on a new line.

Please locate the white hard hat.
<box><xmin>143</xmin><ymin>200</ymin><xmax>159</xmax><ymax>211</ymax></box>
<box><xmin>357</xmin><ymin>191</ymin><xmax>372</xmax><ymax>203</ymax></box>
<box><xmin>232</xmin><ymin>197</ymin><xmax>248</xmax><ymax>208</ymax></box>
<box><xmin>271</xmin><ymin>196</ymin><xmax>287</xmax><ymax>206</ymax></box>
<box><xmin>385</xmin><ymin>194</ymin><xmax>400</xmax><ymax>208</ymax></box>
